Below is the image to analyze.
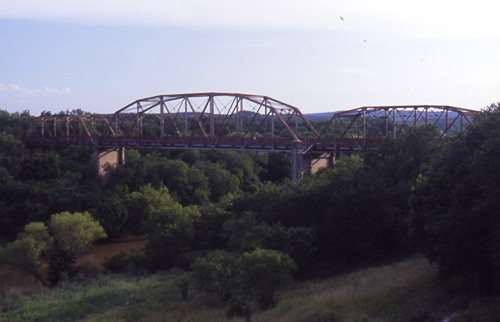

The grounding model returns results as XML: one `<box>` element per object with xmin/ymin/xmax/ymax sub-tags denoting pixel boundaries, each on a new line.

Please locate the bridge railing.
<box><xmin>23</xmin><ymin>94</ymin><xmax>480</xmax><ymax>153</ymax></box>
<box><xmin>111</xmin><ymin>93</ymin><xmax>319</xmax><ymax>145</ymax></box>
<box><xmin>315</xmin><ymin>105</ymin><xmax>478</xmax><ymax>139</ymax></box>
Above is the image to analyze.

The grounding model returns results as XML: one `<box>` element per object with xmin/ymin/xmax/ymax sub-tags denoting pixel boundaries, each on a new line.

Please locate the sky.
<box><xmin>0</xmin><ymin>0</ymin><xmax>499</xmax><ymax>115</ymax></box>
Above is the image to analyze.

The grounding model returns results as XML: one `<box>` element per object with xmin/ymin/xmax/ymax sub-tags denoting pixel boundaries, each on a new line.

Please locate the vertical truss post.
<box><xmin>271</xmin><ymin>110</ymin><xmax>275</xmax><ymax>138</ymax></box>
<box><xmin>137</xmin><ymin>103</ymin><xmax>143</xmax><ymax>136</ymax></box>
<box><xmin>209</xmin><ymin>94</ymin><xmax>215</xmax><ymax>137</ymax></box>
<box><xmin>362</xmin><ymin>108</ymin><xmax>366</xmax><ymax>138</ymax></box>
<box><xmin>184</xmin><ymin>98</ymin><xmax>188</xmax><ymax>136</ymax></box>
<box><xmin>160</xmin><ymin>98</ymin><xmax>165</xmax><ymax>138</ymax></box>
<box><xmin>392</xmin><ymin>108</ymin><xmax>397</xmax><ymax>139</ymax></box>
<box><xmin>290</xmin><ymin>140</ymin><xmax>304</xmax><ymax>183</ymax></box>
<box><xmin>356</xmin><ymin>115</ymin><xmax>360</xmax><ymax>138</ymax></box>
<box><xmin>263</xmin><ymin>105</ymin><xmax>268</xmax><ymax>135</ymax></box>
<box><xmin>239</xmin><ymin>97</ymin><xmax>244</xmax><ymax>134</ymax></box>
<box><xmin>445</xmin><ymin>110</ymin><xmax>449</xmax><ymax>135</ymax></box>
<box><xmin>384</xmin><ymin>109</ymin><xmax>388</xmax><ymax>136</ymax></box>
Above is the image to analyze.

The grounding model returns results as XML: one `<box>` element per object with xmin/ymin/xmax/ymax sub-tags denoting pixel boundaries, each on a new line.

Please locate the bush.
<box><xmin>79</xmin><ymin>260</ymin><xmax>102</xmax><ymax>279</ymax></box>
<box><xmin>237</xmin><ymin>248</ymin><xmax>296</xmax><ymax>310</ymax></box>
<box><xmin>191</xmin><ymin>250</ymin><xmax>238</xmax><ymax>301</ymax></box>
<box><xmin>410</xmin><ymin>104</ymin><xmax>500</xmax><ymax>293</ymax></box>
<box><xmin>192</xmin><ymin>248</ymin><xmax>296</xmax><ymax>319</ymax></box>
<box><xmin>103</xmin><ymin>250</ymin><xmax>146</xmax><ymax>274</ymax></box>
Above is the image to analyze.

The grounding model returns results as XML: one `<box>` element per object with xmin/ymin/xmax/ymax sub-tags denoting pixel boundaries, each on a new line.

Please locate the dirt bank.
<box><xmin>0</xmin><ymin>236</ymin><xmax>146</xmax><ymax>289</ymax></box>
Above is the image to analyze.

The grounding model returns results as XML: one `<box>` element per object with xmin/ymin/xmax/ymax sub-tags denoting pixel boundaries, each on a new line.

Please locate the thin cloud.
<box><xmin>0</xmin><ymin>0</ymin><xmax>497</xmax><ymax>39</ymax></box>
<box><xmin>0</xmin><ymin>0</ymin><xmax>342</xmax><ymax>29</ymax></box>
<box><xmin>338</xmin><ymin>68</ymin><xmax>382</xmax><ymax>78</ymax></box>
<box><xmin>0</xmin><ymin>83</ymin><xmax>72</xmax><ymax>96</ymax></box>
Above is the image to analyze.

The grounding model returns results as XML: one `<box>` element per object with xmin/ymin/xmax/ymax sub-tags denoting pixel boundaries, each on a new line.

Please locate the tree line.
<box><xmin>1</xmin><ymin>104</ymin><xmax>498</xmax><ymax>316</ymax></box>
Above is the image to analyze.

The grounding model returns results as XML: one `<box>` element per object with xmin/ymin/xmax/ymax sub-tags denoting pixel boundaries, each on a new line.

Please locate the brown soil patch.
<box><xmin>79</xmin><ymin>235</ymin><xmax>146</xmax><ymax>266</ymax></box>
<box><xmin>0</xmin><ymin>236</ymin><xmax>146</xmax><ymax>290</ymax></box>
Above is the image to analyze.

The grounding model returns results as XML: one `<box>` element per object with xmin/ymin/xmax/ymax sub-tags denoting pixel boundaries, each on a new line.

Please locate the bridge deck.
<box><xmin>23</xmin><ymin>135</ymin><xmax>379</xmax><ymax>153</ymax></box>
<box><xmin>23</xmin><ymin>93</ymin><xmax>480</xmax><ymax>154</ymax></box>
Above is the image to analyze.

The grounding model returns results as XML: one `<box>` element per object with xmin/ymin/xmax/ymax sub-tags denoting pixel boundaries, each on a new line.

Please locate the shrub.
<box><xmin>237</xmin><ymin>248</ymin><xmax>296</xmax><ymax>310</ymax></box>
<box><xmin>103</xmin><ymin>250</ymin><xmax>146</xmax><ymax>274</ymax></box>
<box><xmin>410</xmin><ymin>104</ymin><xmax>500</xmax><ymax>293</ymax></box>
<box><xmin>192</xmin><ymin>248</ymin><xmax>296</xmax><ymax>320</ymax></box>
<box><xmin>191</xmin><ymin>250</ymin><xmax>238</xmax><ymax>301</ymax></box>
<box><xmin>79</xmin><ymin>260</ymin><xmax>102</xmax><ymax>279</ymax></box>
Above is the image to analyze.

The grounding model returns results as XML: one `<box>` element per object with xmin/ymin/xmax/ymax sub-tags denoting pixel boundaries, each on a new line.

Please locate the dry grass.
<box><xmin>253</xmin><ymin>256</ymin><xmax>494</xmax><ymax>322</ymax></box>
<box><xmin>1</xmin><ymin>256</ymin><xmax>499</xmax><ymax>322</ymax></box>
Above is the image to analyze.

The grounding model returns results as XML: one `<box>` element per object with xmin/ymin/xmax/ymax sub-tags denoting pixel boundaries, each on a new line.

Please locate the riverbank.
<box><xmin>1</xmin><ymin>256</ymin><xmax>498</xmax><ymax>321</ymax></box>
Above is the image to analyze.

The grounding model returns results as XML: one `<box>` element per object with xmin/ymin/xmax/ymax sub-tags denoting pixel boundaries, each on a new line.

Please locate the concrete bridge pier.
<box><xmin>290</xmin><ymin>140</ymin><xmax>304</xmax><ymax>183</ymax></box>
<box><xmin>291</xmin><ymin>142</ymin><xmax>336</xmax><ymax>182</ymax></box>
<box><xmin>94</xmin><ymin>147</ymin><xmax>125</xmax><ymax>182</ymax></box>
<box><xmin>305</xmin><ymin>152</ymin><xmax>336</xmax><ymax>175</ymax></box>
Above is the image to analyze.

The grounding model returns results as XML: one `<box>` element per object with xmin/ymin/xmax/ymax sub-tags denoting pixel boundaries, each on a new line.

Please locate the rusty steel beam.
<box><xmin>316</xmin><ymin>105</ymin><xmax>479</xmax><ymax>140</ymax></box>
<box><xmin>24</xmin><ymin>114</ymin><xmax>115</xmax><ymax>146</ymax></box>
<box><xmin>109</xmin><ymin>92</ymin><xmax>319</xmax><ymax>150</ymax></box>
<box><xmin>24</xmin><ymin>95</ymin><xmax>480</xmax><ymax>154</ymax></box>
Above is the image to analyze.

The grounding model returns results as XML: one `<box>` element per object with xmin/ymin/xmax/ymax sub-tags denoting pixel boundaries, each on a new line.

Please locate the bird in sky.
<box><xmin>340</xmin><ymin>16</ymin><xmax>344</xmax><ymax>21</ymax></box>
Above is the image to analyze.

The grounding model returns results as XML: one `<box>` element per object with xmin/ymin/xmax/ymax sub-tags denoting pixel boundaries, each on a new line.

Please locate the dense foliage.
<box><xmin>1</xmin><ymin>211</ymin><xmax>106</xmax><ymax>285</ymax></box>
<box><xmin>410</xmin><ymin>103</ymin><xmax>500</xmax><ymax>293</ymax></box>
<box><xmin>192</xmin><ymin>248</ymin><xmax>296</xmax><ymax>315</ymax></box>
<box><xmin>1</xmin><ymin>104</ymin><xmax>498</xmax><ymax>311</ymax></box>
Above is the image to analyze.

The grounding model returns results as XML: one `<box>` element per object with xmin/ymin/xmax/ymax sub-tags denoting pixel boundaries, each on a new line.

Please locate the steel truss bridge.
<box><xmin>23</xmin><ymin>92</ymin><xmax>479</xmax><ymax>181</ymax></box>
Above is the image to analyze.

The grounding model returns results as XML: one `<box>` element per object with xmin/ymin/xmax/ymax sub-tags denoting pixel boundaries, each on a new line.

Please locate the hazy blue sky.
<box><xmin>1</xmin><ymin>0</ymin><xmax>499</xmax><ymax>115</ymax></box>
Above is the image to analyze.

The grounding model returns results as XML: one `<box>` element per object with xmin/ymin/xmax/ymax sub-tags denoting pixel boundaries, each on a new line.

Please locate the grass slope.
<box><xmin>1</xmin><ymin>257</ymin><xmax>498</xmax><ymax>322</ymax></box>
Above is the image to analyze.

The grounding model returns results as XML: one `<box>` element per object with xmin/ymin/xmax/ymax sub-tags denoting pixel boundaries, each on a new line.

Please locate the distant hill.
<box><xmin>304</xmin><ymin>112</ymin><xmax>335</xmax><ymax>120</ymax></box>
<box><xmin>304</xmin><ymin>110</ymin><xmax>466</xmax><ymax>124</ymax></box>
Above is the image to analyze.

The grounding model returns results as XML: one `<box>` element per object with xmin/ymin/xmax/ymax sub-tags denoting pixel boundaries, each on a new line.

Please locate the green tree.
<box><xmin>49</xmin><ymin>211</ymin><xmax>106</xmax><ymax>257</ymax></box>
<box><xmin>1</xmin><ymin>212</ymin><xmax>106</xmax><ymax>286</ymax></box>
<box><xmin>0</xmin><ymin>110</ymin><xmax>102</xmax><ymax>236</ymax></box>
<box><xmin>222</xmin><ymin>213</ymin><xmax>316</xmax><ymax>274</ymax></box>
<box><xmin>191</xmin><ymin>250</ymin><xmax>238</xmax><ymax>301</ymax></box>
<box><xmin>0</xmin><ymin>109</ymin><xmax>31</xmax><ymax>138</ymax></box>
<box><xmin>0</xmin><ymin>169</ymin><xmax>29</xmax><ymax>236</ymax></box>
<box><xmin>410</xmin><ymin>104</ymin><xmax>499</xmax><ymax>293</ymax></box>
<box><xmin>192</xmin><ymin>248</ymin><xmax>296</xmax><ymax>318</ymax></box>
<box><xmin>194</xmin><ymin>202</ymin><xmax>231</xmax><ymax>250</ymax></box>
<box><xmin>0</xmin><ymin>133</ymin><xmax>24</xmax><ymax>175</ymax></box>
<box><xmin>124</xmin><ymin>184</ymin><xmax>182</xmax><ymax>233</ymax></box>
<box><xmin>105</xmin><ymin>149</ymin><xmax>145</xmax><ymax>190</ymax></box>
<box><xmin>205</xmin><ymin>151</ymin><xmax>262</xmax><ymax>192</ymax></box>
<box><xmin>236</xmin><ymin>248</ymin><xmax>296</xmax><ymax>311</ymax></box>
<box><xmin>0</xmin><ymin>222</ymin><xmax>51</xmax><ymax>286</ymax></box>
<box><xmin>47</xmin><ymin>211</ymin><xmax>106</xmax><ymax>284</ymax></box>
<box><xmin>194</xmin><ymin>161</ymin><xmax>240</xmax><ymax>202</ymax></box>
<box><xmin>94</xmin><ymin>188</ymin><xmax>129</xmax><ymax>237</ymax></box>
<box><xmin>141</xmin><ymin>156</ymin><xmax>210</xmax><ymax>204</ymax></box>
<box><xmin>18</xmin><ymin>151</ymin><xmax>62</xmax><ymax>181</ymax></box>
<box><xmin>137</xmin><ymin>185</ymin><xmax>201</xmax><ymax>269</ymax></box>
<box><xmin>110</xmin><ymin>153</ymin><xmax>211</xmax><ymax>205</ymax></box>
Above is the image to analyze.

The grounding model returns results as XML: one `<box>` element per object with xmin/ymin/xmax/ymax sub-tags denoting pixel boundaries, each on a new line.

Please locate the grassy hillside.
<box><xmin>1</xmin><ymin>256</ymin><xmax>498</xmax><ymax>322</ymax></box>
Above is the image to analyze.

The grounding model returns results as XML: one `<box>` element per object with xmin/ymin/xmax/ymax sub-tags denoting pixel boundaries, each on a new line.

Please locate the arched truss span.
<box><xmin>307</xmin><ymin>105</ymin><xmax>479</xmax><ymax>152</ymax></box>
<box><xmin>332</xmin><ymin>105</ymin><xmax>477</xmax><ymax>137</ymax></box>
<box><xmin>110</xmin><ymin>92</ymin><xmax>319</xmax><ymax>151</ymax></box>
<box><xmin>23</xmin><ymin>113</ymin><xmax>116</xmax><ymax>146</ymax></box>
<box><xmin>24</xmin><ymin>95</ymin><xmax>480</xmax><ymax>153</ymax></box>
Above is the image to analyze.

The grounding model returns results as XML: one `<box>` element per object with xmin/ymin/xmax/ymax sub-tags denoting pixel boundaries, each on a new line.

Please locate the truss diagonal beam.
<box><xmin>24</xmin><ymin>96</ymin><xmax>479</xmax><ymax>154</ymax></box>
